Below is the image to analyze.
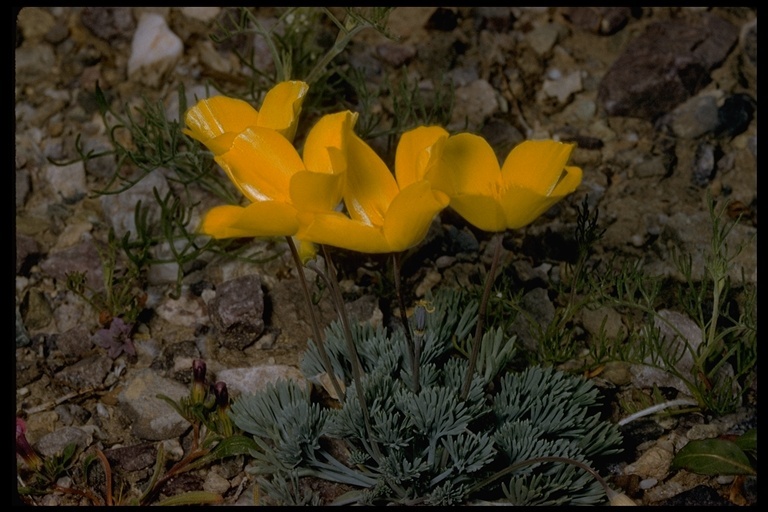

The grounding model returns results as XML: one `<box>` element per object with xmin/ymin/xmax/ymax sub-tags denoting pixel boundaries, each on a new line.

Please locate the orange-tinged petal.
<box><xmin>343</xmin><ymin>129</ymin><xmax>399</xmax><ymax>227</ymax></box>
<box><xmin>289</xmin><ymin>170</ymin><xmax>346</xmax><ymax>212</ymax></box>
<box><xmin>215</xmin><ymin>127</ymin><xmax>305</xmax><ymax>203</ymax></box>
<box><xmin>298</xmin><ymin>211</ymin><xmax>392</xmax><ymax>253</ymax></box>
<box><xmin>302</xmin><ymin>111</ymin><xmax>356</xmax><ymax>175</ymax></box>
<box><xmin>431</xmin><ymin>133</ymin><xmax>501</xmax><ymax>197</ymax></box>
<box><xmin>449</xmin><ymin>194</ymin><xmax>508</xmax><ymax>232</ymax></box>
<box><xmin>257</xmin><ymin>81</ymin><xmax>309</xmax><ymax>142</ymax></box>
<box><xmin>501</xmin><ymin>140</ymin><xmax>576</xmax><ymax>195</ymax></box>
<box><xmin>184</xmin><ymin>96</ymin><xmax>261</xmax><ymax>145</ymax></box>
<box><xmin>499</xmin><ymin>186</ymin><xmax>565</xmax><ymax>229</ymax></box>
<box><xmin>550</xmin><ymin>165</ymin><xmax>583</xmax><ymax>198</ymax></box>
<box><xmin>199</xmin><ymin>203</ymin><xmax>300</xmax><ymax>239</ymax></box>
<box><xmin>395</xmin><ymin>126</ymin><xmax>449</xmax><ymax>189</ymax></box>
<box><xmin>382</xmin><ymin>182</ymin><xmax>449</xmax><ymax>252</ymax></box>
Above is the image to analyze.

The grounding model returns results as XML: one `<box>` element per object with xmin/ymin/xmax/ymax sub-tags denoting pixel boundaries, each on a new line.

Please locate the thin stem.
<box><xmin>461</xmin><ymin>233</ymin><xmax>503</xmax><ymax>400</ymax></box>
<box><xmin>286</xmin><ymin>237</ymin><xmax>345</xmax><ymax>402</ymax></box>
<box><xmin>392</xmin><ymin>252</ymin><xmax>418</xmax><ymax>393</ymax></box>
<box><xmin>319</xmin><ymin>245</ymin><xmax>382</xmax><ymax>461</ymax></box>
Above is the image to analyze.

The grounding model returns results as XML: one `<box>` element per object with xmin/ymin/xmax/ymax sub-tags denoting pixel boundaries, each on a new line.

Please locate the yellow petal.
<box><xmin>395</xmin><ymin>126</ymin><xmax>449</xmax><ymax>189</ymax></box>
<box><xmin>382</xmin><ymin>182</ymin><xmax>449</xmax><ymax>252</ymax></box>
<box><xmin>550</xmin><ymin>165</ymin><xmax>583</xmax><ymax>198</ymax></box>
<box><xmin>431</xmin><ymin>133</ymin><xmax>501</xmax><ymax>197</ymax></box>
<box><xmin>200</xmin><ymin>203</ymin><xmax>300</xmax><ymax>239</ymax></box>
<box><xmin>215</xmin><ymin>127</ymin><xmax>305</xmax><ymax>203</ymax></box>
<box><xmin>501</xmin><ymin>140</ymin><xmax>576</xmax><ymax>196</ymax></box>
<box><xmin>257</xmin><ymin>81</ymin><xmax>309</xmax><ymax>142</ymax></box>
<box><xmin>294</xmin><ymin>238</ymin><xmax>318</xmax><ymax>263</ymax></box>
<box><xmin>298</xmin><ymin>211</ymin><xmax>392</xmax><ymax>253</ymax></box>
<box><xmin>342</xmin><ymin>128</ymin><xmax>399</xmax><ymax>227</ymax></box>
<box><xmin>289</xmin><ymin>170</ymin><xmax>346</xmax><ymax>212</ymax></box>
<box><xmin>302</xmin><ymin>111</ymin><xmax>357</xmax><ymax>175</ymax></box>
<box><xmin>449</xmin><ymin>194</ymin><xmax>508</xmax><ymax>232</ymax></box>
<box><xmin>184</xmin><ymin>96</ymin><xmax>261</xmax><ymax>145</ymax></box>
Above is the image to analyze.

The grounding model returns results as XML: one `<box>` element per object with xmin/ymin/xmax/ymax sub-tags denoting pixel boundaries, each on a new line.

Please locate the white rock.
<box><xmin>179</xmin><ymin>7</ymin><xmax>221</xmax><ymax>22</ymax></box>
<box><xmin>128</xmin><ymin>13</ymin><xmax>183</xmax><ymax>87</ymax></box>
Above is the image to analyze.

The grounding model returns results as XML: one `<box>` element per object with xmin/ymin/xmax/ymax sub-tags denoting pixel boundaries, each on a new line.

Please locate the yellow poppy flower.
<box><xmin>428</xmin><ymin>135</ymin><xmax>583</xmax><ymax>232</ymax></box>
<box><xmin>297</xmin><ymin>122</ymin><xmax>450</xmax><ymax>253</ymax></box>
<box><xmin>184</xmin><ymin>83</ymin><xmax>349</xmax><ymax>251</ymax></box>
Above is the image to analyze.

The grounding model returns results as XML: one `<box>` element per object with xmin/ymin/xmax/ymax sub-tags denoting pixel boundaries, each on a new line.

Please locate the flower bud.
<box><xmin>191</xmin><ymin>359</ymin><xmax>207</xmax><ymax>405</ymax></box>
<box><xmin>213</xmin><ymin>382</ymin><xmax>233</xmax><ymax>437</ymax></box>
<box><xmin>16</xmin><ymin>418</ymin><xmax>43</xmax><ymax>471</ymax></box>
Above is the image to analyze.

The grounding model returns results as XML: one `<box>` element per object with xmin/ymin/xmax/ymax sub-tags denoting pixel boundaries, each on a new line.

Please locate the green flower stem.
<box><xmin>313</xmin><ymin>245</ymin><xmax>382</xmax><ymax>462</ymax></box>
<box><xmin>461</xmin><ymin>232</ymin><xmax>503</xmax><ymax>400</ymax></box>
<box><xmin>285</xmin><ymin>237</ymin><xmax>345</xmax><ymax>402</ymax></box>
<box><xmin>392</xmin><ymin>252</ymin><xmax>418</xmax><ymax>393</ymax></box>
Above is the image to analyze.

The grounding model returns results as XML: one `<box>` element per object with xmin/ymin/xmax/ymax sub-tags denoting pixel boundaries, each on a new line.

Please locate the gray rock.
<box><xmin>21</xmin><ymin>288</ymin><xmax>53</xmax><ymax>332</ymax></box>
<box><xmin>598</xmin><ymin>13</ymin><xmax>739</xmax><ymax>120</ymax></box>
<box><xmin>40</xmin><ymin>240</ymin><xmax>104</xmax><ymax>291</ymax></box>
<box><xmin>449</xmin><ymin>79</ymin><xmax>499</xmax><ymax>131</ymax></box>
<box><xmin>508</xmin><ymin>287</ymin><xmax>555</xmax><ymax>352</ymax></box>
<box><xmin>14</xmin><ymin>44</ymin><xmax>56</xmax><ymax>86</ymax></box>
<box><xmin>99</xmin><ymin>170</ymin><xmax>170</xmax><ymax>239</ymax></box>
<box><xmin>44</xmin><ymin>161</ymin><xmax>87</xmax><ymax>204</ymax></box>
<box><xmin>35</xmin><ymin>426</ymin><xmax>93</xmax><ymax>458</ymax></box>
<box><xmin>127</xmin><ymin>13</ymin><xmax>184</xmax><ymax>87</ymax></box>
<box><xmin>209</xmin><ymin>274</ymin><xmax>266</xmax><ymax>350</ymax></box>
<box><xmin>55</xmin><ymin>355</ymin><xmax>113</xmax><ymax>390</ymax></box>
<box><xmin>691</xmin><ymin>141</ymin><xmax>716</xmax><ymax>187</ymax></box>
<box><xmin>215</xmin><ymin>365</ymin><xmax>306</xmax><ymax>399</ymax></box>
<box><xmin>55</xmin><ymin>326</ymin><xmax>93</xmax><ymax>358</ymax></box>
<box><xmin>661</xmin><ymin>93</ymin><xmax>721</xmax><ymax>139</ymax></box>
<box><xmin>561</xmin><ymin>7</ymin><xmax>633</xmax><ymax>35</ymax></box>
<box><xmin>80</xmin><ymin>6</ymin><xmax>135</xmax><ymax>42</ymax></box>
<box><xmin>118</xmin><ymin>368</ymin><xmax>190</xmax><ymax>441</ymax></box>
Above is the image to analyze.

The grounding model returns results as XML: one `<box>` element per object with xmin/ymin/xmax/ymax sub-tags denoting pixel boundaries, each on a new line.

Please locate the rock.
<box><xmin>44</xmin><ymin>161</ymin><xmax>87</xmax><ymax>204</ymax></box>
<box><xmin>215</xmin><ymin>365</ymin><xmax>306</xmax><ymax>398</ymax></box>
<box><xmin>691</xmin><ymin>141</ymin><xmax>717</xmax><ymax>187</ymax></box>
<box><xmin>449</xmin><ymin>79</ymin><xmax>499</xmax><ymax>131</ymax></box>
<box><xmin>35</xmin><ymin>426</ymin><xmax>93</xmax><ymax>458</ymax></box>
<box><xmin>542</xmin><ymin>69</ymin><xmax>582</xmax><ymax>104</ymax></box>
<box><xmin>15</xmin><ymin>43</ymin><xmax>57</xmax><ymax>86</ymax></box>
<box><xmin>507</xmin><ymin>287</ymin><xmax>555</xmax><ymax>352</ymax></box>
<box><xmin>560</xmin><ymin>7</ymin><xmax>633</xmax><ymax>35</ymax></box>
<box><xmin>118</xmin><ymin>368</ymin><xmax>190</xmax><ymax>441</ymax></box>
<box><xmin>21</xmin><ymin>288</ymin><xmax>53</xmax><ymax>332</ymax></box>
<box><xmin>209</xmin><ymin>274</ymin><xmax>266</xmax><ymax>350</ymax></box>
<box><xmin>40</xmin><ymin>240</ymin><xmax>104</xmax><ymax>291</ymax></box>
<box><xmin>99</xmin><ymin>170</ymin><xmax>170</xmax><ymax>239</ymax></box>
<box><xmin>80</xmin><ymin>7</ymin><xmax>135</xmax><ymax>42</ymax></box>
<box><xmin>524</xmin><ymin>22</ymin><xmax>563</xmax><ymax>56</ymax></box>
<box><xmin>55</xmin><ymin>355</ymin><xmax>113</xmax><ymax>390</ymax></box>
<box><xmin>624</xmin><ymin>444</ymin><xmax>674</xmax><ymax>481</ymax></box>
<box><xmin>715</xmin><ymin>93</ymin><xmax>755</xmax><ymax>138</ymax></box>
<box><xmin>179</xmin><ymin>7</ymin><xmax>221</xmax><ymax>23</ymax></box>
<box><xmin>17</xmin><ymin>7</ymin><xmax>56</xmax><ymax>42</ymax></box>
<box><xmin>659</xmin><ymin>92</ymin><xmax>721</xmax><ymax>139</ymax></box>
<box><xmin>127</xmin><ymin>13</ymin><xmax>183</xmax><ymax>87</ymax></box>
<box><xmin>54</xmin><ymin>326</ymin><xmax>93</xmax><ymax>358</ymax></box>
<box><xmin>598</xmin><ymin>13</ymin><xmax>739</xmax><ymax>120</ymax></box>
<box><xmin>103</xmin><ymin>442</ymin><xmax>157</xmax><ymax>472</ymax></box>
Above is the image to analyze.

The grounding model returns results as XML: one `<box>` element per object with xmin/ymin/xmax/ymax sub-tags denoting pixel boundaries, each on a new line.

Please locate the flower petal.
<box><xmin>298</xmin><ymin>211</ymin><xmax>392</xmax><ymax>253</ymax></box>
<box><xmin>501</xmin><ymin>140</ymin><xmax>576</xmax><ymax>196</ymax></box>
<box><xmin>430</xmin><ymin>133</ymin><xmax>501</xmax><ymax>197</ymax></box>
<box><xmin>395</xmin><ymin>126</ymin><xmax>449</xmax><ymax>189</ymax></box>
<box><xmin>290</xmin><ymin>170</ymin><xmax>346</xmax><ymax>212</ymax></box>
<box><xmin>342</xmin><ymin>127</ymin><xmax>399</xmax><ymax>227</ymax></box>
<box><xmin>382</xmin><ymin>182</ymin><xmax>449</xmax><ymax>251</ymax></box>
<box><xmin>257</xmin><ymin>81</ymin><xmax>309</xmax><ymax>142</ymax></box>
<box><xmin>449</xmin><ymin>194</ymin><xmax>508</xmax><ymax>232</ymax></box>
<box><xmin>302</xmin><ymin>111</ymin><xmax>356</xmax><ymax>175</ymax></box>
<box><xmin>184</xmin><ymin>96</ymin><xmax>261</xmax><ymax>145</ymax></box>
<box><xmin>200</xmin><ymin>203</ymin><xmax>300</xmax><ymax>239</ymax></box>
<box><xmin>215</xmin><ymin>127</ymin><xmax>305</xmax><ymax>203</ymax></box>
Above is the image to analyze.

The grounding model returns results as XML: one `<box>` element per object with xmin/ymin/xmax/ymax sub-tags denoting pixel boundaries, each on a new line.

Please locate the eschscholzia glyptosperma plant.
<box><xmin>184</xmin><ymin>81</ymin><xmax>623</xmax><ymax>505</ymax></box>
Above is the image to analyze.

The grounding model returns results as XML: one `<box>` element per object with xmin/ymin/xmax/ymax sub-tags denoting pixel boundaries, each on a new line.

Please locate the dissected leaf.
<box><xmin>672</xmin><ymin>439</ymin><xmax>756</xmax><ymax>476</ymax></box>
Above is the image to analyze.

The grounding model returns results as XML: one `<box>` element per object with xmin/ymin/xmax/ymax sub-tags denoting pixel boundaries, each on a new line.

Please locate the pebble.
<box><xmin>127</xmin><ymin>13</ymin><xmax>183</xmax><ymax>86</ymax></box>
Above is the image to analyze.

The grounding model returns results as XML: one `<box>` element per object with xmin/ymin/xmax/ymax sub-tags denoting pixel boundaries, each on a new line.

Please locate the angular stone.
<box><xmin>209</xmin><ymin>274</ymin><xmax>265</xmax><ymax>350</ymax></box>
<box><xmin>598</xmin><ymin>13</ymin><xmax>738</xmax><ymax>120</ymax></box>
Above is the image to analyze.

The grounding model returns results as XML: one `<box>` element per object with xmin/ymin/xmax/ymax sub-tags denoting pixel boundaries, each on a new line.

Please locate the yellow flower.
<box><xmin>297</xmin><ymin>121</ymin><xmax>450</xmax><ymax>253</ymax></box>
<box><xmin>183</xmin><ymin>82</ymin><xmax>349</xmax><ymax>252</ymax></box>
<box><xmin>428</xmin><ymin>136</ymin><xmax>583</xmax><ymax>232</ymax></box>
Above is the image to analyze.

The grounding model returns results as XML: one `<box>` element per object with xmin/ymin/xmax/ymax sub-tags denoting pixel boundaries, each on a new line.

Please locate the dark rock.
<box><xmin>103</xmin><ymin>442</ymin><xmax>158</xmax><ymax>472</ymax></box>
<box><xmin>80</xmin><ymin>7</ymin><xmax>135</xmax><ymax>42</ymax></box>
<box><xmin>480</xmin><ymin>119</ymin><xmax>525</xmax><ymax>160</ymax></box>
<box><xmin>55</xmin><ymin>326</ymin><xmax>94</xmax><ymax>358</ymax></box>
<box><xmin>40</xmin><ymin>241</ymin><xmax>104</xmax><ymax>291</ymax></box>
<box><xmin>16</xmin><ymin>233</ymin><xmax>42</xmax><ymax>275</ymax></box>
<box><xmin>425</xmin><ymin>7</ymin><xmax>459</xmax><ymax>32</ymax></box>
<box><xmin>715</xmin><ymin>93</ymin><xmax>755</xmax><ymax>138</ymax></box>
<box><xmin>209</xmin><ymin>274</ymin><xmax>266</xmax><ymax>350</ymax></box>
<box><xmin>472</xmin><ymin>7</ymin><xmax>516</xmax><ymax>32</ymax></box>
<box><xmin>598</xmin><ymin>13</ymin><xmax>739</xmax><ymax>120</ymax></box>
<box><xmin>560</xmin><ymin>7</ymin><xmax>634</xmax><ymax>35</ymax></box>
<box><xmin>55</xmin><ymin>355</ymin><xmax>113</xmax><ymax>390</ymax></box>
<box><xmin>657</xmin><ymin>484</ymin><xmax>735</xmax><ymax>506</ymax></box>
